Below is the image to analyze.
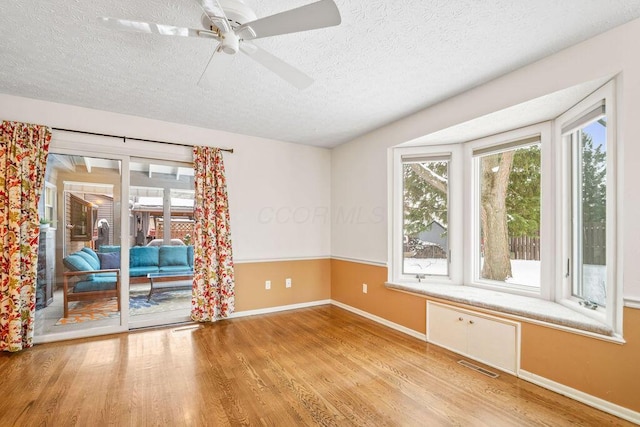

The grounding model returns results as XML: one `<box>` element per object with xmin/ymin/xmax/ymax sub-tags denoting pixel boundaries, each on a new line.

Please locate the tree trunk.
<box><xmin>480</xmin><ymin>151</ymin><xmax>514</xmax><ymax>281</ymax></box>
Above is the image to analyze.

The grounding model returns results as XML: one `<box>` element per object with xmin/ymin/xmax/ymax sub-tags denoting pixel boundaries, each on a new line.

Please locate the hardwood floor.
<box><xmin>0</xmin><ymin>305</ymin><xmax>632</xmax><ymax>426</ymax></box>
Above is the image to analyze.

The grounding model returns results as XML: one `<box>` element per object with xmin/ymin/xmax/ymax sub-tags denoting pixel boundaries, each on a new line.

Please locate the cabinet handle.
<box><xmin>458</xmin><ymin>317</ymin><xmax>464</xmax><ymax>321</ymax></box>
<box><xmin>468</xmin><ymin>320</ymin><xmax>474</xmax><ymax>325</ymax></box>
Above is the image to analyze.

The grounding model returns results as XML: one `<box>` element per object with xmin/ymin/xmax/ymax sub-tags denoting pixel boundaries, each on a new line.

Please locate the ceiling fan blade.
<box><xmin>198</xmin><ymin>45</ymin><xmax>234</xmax><ymax>88</ymax></box>
<box><xmin>99</xmin><ymin>17</ymin><xmax>216</xmax><ymax>38</ymax></box>
<box><xmin>240</xmin><ymin>42</ymin><xmax>313</xmax><ymax>89</ymax></box>
<box><xmin>237</xmin><ymin>0</ymin><xmax>341</xmax><ymax>40</ymax></box>
<box><xmin>192</xmin><ymin>0</ymin><xmax>231</xmax><ymax>34</ymax></box>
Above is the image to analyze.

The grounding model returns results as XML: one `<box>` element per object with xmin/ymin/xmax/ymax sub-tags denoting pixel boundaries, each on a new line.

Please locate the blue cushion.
<box><xmin>63</xmin><ymin>254</ymin><xmax>96</xmax><ymax>281</ymax></box>
<box><xmin>74</xmin><ymin>275</ymin><xmax>118</xmax><ymax>292</ymax></box>
<box><xmin>98</xmin><ymin>251</ymin><xmax>120</xmax><ymax>269</ymax></box>
<box><xmin>130</xmin><ymin>266</ymin><xmax>160</xmax><ymax>277</ymax></box>
<box><xmin>130</xmin><ymin>246</ymin><xmax>159</xmax><ymax>267</ymax></box>
<box><xmin>63</xmin><ymin>254</ymin><xmax>95</xmax><ymax>272</ymax></box>
<box><xmin>159</xmin><ymin>246</ymin><xmax>188</xmax><ymax>267</ymax></box>
<box><xmin>75</xmin><ymin>250</ymin><xmax>101</xmax><ymax>270</ymax></box>
<box><xmin>81</xmin><ymin>247</ymin><xmax>100</xmax><ymax>265</ymax></box>
<box><xmin>98</xmin><ymin>245</ymin><xmax>121</xmax><ymax>253</ymax></box>
<box><xmin>94</xmin><ymin>272</ymin><xmax>118</xmax><ymax>278</ymax></box>
<box><xmin>187</xmin><ymin>245</ymin><xmax>194</xmax><ymax>267</ymax></box>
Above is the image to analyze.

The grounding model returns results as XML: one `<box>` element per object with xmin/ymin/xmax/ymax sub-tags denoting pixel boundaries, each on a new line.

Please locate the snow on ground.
<box><xmin>403</xmin><ymin>258</ymin><xmax>540</xmax><ymax>285</ymax></box>
<box><xmin>404</xmin><ymin>258</ymin><xmax>448</xmax><ymax>276</ymax></box>
<box><xmin>582</xmin><ymin>264</ymin><xmax>607</xmax><ymax>306</ymax></box>
<box><xmin>404</xmin><ymin>257</ymin><xmax>606</xmax><ymax>305</ymax></box>
<box><xmin>504</xmin><ymin>259</ymin><xmax>540</xmax><ymax>287</ymax></box>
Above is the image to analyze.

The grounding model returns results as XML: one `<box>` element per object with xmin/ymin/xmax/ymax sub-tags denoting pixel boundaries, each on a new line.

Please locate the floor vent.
<box><xmin>457</xmin><ymin>360</ymin><xmax>499</xmax><ymax>378</ymax></box>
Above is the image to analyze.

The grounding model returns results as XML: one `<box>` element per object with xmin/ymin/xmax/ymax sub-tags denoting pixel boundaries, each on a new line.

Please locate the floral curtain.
<box><xmin>0</xmin><ymin>121</ymin><xmax>51</xmax><ymax>352</ymax></box>
<box><xmin>191</xmin><ymin>146</ymin><xmax>234</xmax><ymax>321</ymax></box>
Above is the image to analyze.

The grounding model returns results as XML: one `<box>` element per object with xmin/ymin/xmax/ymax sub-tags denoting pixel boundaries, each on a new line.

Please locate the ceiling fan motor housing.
<box><xmin>202</xmin><ymin>0</ymin><xmax>257</xmax><ymax>30</ymax></box>
<box><xmin>221</xmin><ymin>32</ymin><xmax>240</xmax><ymax>54</ymax></box>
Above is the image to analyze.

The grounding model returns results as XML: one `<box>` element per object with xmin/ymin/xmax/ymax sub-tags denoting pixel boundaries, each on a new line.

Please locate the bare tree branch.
<box><xmin>409</xmin><ymin>163</ymin><xmax>447</xmax><ymax>195</ymax></box>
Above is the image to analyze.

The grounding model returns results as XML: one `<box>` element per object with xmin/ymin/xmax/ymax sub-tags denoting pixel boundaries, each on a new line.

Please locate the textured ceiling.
<box><xmin>1</xmin><ymin>1</ymin><xmax>639</xmax><ymax>148</ymax></box>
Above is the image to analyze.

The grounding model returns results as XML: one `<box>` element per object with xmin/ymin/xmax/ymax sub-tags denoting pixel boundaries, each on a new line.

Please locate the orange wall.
<box><xmin>330</xmin><ymin>259</ymin><xmax>426</xmax><ymax>332</ymax></box>
<box><xmin>521</xmin><ymin>309</ymin><xmax>640</xmax><ymax>412</ymax></box>
<box><xmin>330</xmin><ymin>258</ymin><xmax>640</xmax><ymax>413</ymax></box>
<box><xmin>234</xmin><ymin>259</ymin><xmax>331</xmax><ymax>312</ymax></box>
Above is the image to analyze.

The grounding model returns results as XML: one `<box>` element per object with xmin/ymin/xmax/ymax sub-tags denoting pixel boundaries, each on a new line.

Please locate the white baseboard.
<box><xmin>330</xmin><ymin>300</ymin><xmax>426</xmax><ymax>341</ymax></box>
<box><xmin>518</xmin><ymin>369</ymin><xmax>640</xmax><ymax>424</ymax></box>
<box><xmin>229</xmin><ymin>300</ymin><xmax>331</xmax><ymax>319</ymax></box>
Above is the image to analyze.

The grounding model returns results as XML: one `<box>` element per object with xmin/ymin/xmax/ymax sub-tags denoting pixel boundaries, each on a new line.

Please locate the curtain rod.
<box><xmin>51</xmin><ymin>127</ymin><xmax>234</xmax><ymax>153</ymax></box>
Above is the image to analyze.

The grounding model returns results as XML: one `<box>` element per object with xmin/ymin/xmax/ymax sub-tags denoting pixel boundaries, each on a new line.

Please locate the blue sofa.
<box><xmin>98</xmin><ymin>245</ymin><xmax>193</xmax><ymax>283</ymax></box>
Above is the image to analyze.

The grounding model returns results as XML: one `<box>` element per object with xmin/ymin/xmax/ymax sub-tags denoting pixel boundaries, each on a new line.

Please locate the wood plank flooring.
<box><xmin>0</xmin><ymin>305</ymin><xmax>632</xmax><ymax>426</ymax></box>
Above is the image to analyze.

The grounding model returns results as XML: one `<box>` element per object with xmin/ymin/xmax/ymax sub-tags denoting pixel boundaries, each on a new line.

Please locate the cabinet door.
<box><xmin>427</xmin><ymin>302</ymin><xmax>520</xmax><ymax>375</ymax></box>
<box><xmin>466</xmin><ymin>313</ymin><xmax>517</xmax><ymax>374</ymax></box>
<box><xmin>427</xmin><ymin>302</ymin><xmax>467</xmax><ymax>355</ymax></box>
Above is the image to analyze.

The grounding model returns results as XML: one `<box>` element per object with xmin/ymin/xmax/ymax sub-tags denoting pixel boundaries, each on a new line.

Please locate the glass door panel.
<box><xmin>35</xmin><ymin>153</ymin><xmax>123</xmax><ymax>339</ymax></box>
<box><xmin>128</xmin><ymin>158</ymin><xmax>194</xmax><ymax>328</ymax></box>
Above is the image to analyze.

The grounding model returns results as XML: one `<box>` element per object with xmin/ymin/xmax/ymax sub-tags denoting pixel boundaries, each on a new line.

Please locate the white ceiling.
<box><xmin>1</xmin><ymin>1</ymin><xmax>639</xmax><ymax>148</ymax></box>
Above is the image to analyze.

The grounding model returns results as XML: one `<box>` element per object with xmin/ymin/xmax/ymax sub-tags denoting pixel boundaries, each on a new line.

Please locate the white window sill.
<box><xmin>385</xmin><ymin>281</ymin><xmax>621</xmax><ymax>341</ymax></box>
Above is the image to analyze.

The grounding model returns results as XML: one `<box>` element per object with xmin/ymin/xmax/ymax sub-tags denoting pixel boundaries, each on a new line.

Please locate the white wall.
<box><xmin>331</xmin><ymin>18</ymin><xmax>640</xmax><ymax>301</ymax></box>
<box><xmin>0</xmin><ymin>94</ymin><xmax>331</xmax><ymax>262</ymax></box>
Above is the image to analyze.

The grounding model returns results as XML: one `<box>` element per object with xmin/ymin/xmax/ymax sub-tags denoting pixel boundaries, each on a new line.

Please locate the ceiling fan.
<box><xmin>99</xmin><ymin>0</ymin><xmax>341</xmax><ymax>89</ymax></box>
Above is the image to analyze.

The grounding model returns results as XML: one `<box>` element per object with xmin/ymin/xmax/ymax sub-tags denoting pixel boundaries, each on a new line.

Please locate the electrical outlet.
<box><xmin>362</xmin><ymin>283</ymin><xmax>368</xmax><ymax>294</ymax></box>
<box><xmin>285</xmin><ymin>278</ymin><xmax>292</xmax><ymax>288</ymax></box>
<box><xmin>265</xmin><ymin>280</ymin><xmax>271</xmax><ymax>290</ymax></box>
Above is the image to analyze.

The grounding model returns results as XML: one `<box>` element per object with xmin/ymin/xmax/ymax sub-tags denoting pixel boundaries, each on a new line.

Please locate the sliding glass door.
<box><xmin>34</xmin><ymin>135</ymin><xmax>195</xmax><ymax>342</ymax></box>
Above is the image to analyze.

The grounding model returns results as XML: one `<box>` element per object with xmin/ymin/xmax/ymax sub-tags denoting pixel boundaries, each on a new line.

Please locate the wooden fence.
<box><xmin>156</xmin><ymin>219</ymin><xmax>195</xmax><ymax>243</ymax></box>
<box><xmin>509</xmin><ymin>236</ymin><xmax>540</xmax><ymax>260</ymax></box>
<box><xmin>509</xmin><ymin>223</ymin><xmax>605</xmax><ymax>264</ymax></box>
<box><xmin>582</xmin><ymin>223</ymin><xmax>606</xmax><ymax>265</ymax></box>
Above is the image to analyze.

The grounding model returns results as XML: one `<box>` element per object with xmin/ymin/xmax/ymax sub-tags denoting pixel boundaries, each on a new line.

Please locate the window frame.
<box><xmin>463</xmin><ymin>123</ymin><xmax>553</xmax><ymax>299</ymax></box>
<box><xmin>42</xmin><ymin>181</ymin><xmax>57</xmax><ymax>227</ymax></box>
<box><xmin>391</xmin><ymin>145</ymin><xmax>463</xmax><ymax>285</ymax></box>
<box><xmin>555</xmin><ymin>81</ymin><xmax>620</xmax><ymax>330</ymax></box>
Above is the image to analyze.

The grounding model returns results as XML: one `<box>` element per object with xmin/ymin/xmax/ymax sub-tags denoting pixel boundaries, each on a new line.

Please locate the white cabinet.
<box><xmin>427</xmin><ymin>301</ymin><xmax>520</xmax><ymax>375</ymax></box>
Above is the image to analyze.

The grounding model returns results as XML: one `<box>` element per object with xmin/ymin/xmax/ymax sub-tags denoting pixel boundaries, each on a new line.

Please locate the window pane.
<box><xmin>402</xmin><ymin>159</ymin><xmax>449</xmax><ymax>277</ymax></box>
<box><xmin>573</xmin><ymin>118</ymin><xmax>607</xmax><ymax>306</ymax></box>
<box><xmin>478</xmin><ymin>144</ymin><xmax>540</xmax><ymax>287</ymax></box>
<box><xmin>129</xmin><ymin>159</ymin><xmax>194</xmax><ymax>327</ymax></box>
<box><xmin>35</xmin><ymin>154</ymin><xmax>122</xmax><ymax>338</ymax></box>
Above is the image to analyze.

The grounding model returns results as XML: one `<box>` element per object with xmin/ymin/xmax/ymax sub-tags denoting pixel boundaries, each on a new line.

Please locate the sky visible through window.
<box><xmin>584</xmin><ymin>118</ymin><xmax>606</xmax><ymax>149</ymax></box>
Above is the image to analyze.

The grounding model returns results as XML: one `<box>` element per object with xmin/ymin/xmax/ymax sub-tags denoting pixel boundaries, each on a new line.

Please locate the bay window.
<box><xmin>391</xmin><ymin>80</ymin><xmax>620</xmax><ymax>333</ymax></box>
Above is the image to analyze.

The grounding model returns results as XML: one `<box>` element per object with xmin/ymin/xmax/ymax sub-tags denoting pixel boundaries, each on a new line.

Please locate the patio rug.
<box><xmin>55</xmin><ymin>298</ymin><xmax>119</xmax><ymax>325</ymax></box>
<box><xmin>55</xmin><ymin>290</ymin><xmax>191</xmax><ymax>325</ymax></box>
<box><xmin>129</xmin><ymin>290</ymin><xmax>191</xmax><ymax>315</ymax></box>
